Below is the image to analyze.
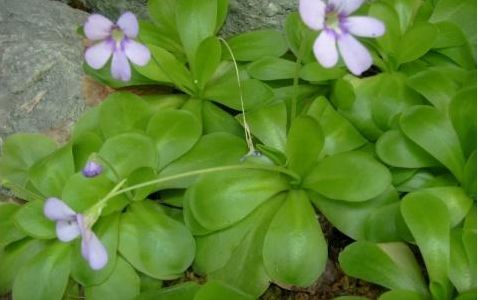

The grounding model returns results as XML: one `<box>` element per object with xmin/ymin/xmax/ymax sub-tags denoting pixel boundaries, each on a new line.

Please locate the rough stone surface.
<box><xmin>0</xmin><ymin>0</ymin><xmax>88</xmax><ymax>140</ymax></box>
<box><xmin>57</xmin><ymin>0</ymin><xmax>297</xmax><ymax>36</ymax></box>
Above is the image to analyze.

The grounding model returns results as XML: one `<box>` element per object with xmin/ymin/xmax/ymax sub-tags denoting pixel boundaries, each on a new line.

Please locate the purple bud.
<box><xmin>82</xmin><ymin>161</ymin><xmax>103</xmax><ymax>178</ymax></box>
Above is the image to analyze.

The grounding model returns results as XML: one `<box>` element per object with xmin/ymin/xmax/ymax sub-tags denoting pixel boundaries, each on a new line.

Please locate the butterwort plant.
<box><xmin>84</xmin><ymin>11</ymin><xmax>151</xmax><ymax>81</ymax></box>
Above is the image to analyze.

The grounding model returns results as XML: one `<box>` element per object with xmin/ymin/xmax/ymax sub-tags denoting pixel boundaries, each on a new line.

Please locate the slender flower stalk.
<box><xmin>84</xmin><ymin>12</ymin><xmax>151</xmax><ymax>81</ymax></box>
<box><xmin>299</xmin><ymin>0</ymin><xmax>385</xmax><ymax>75</ymax></box>
<box><xmin>44</xmin><ymin>198</ymin><xmax>108</xmax><ymax>270</ymax></box>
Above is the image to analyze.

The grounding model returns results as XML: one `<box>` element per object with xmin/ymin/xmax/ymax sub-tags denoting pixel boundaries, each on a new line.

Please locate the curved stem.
<box><xmin>111</xmin><ymin>164</ymin><xmax>299</xmax><ymax>197</ymax></box>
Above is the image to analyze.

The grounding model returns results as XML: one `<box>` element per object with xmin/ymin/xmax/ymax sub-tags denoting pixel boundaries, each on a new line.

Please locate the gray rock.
<box><xmin>0</xmin><ymin>0</ymin><xmax>88</xmax><ymax>140</ymax></box>
<box><xmin>58</xmin><ymin>0</ymin><xmax>297</xmax><ymax>36</ymax></box>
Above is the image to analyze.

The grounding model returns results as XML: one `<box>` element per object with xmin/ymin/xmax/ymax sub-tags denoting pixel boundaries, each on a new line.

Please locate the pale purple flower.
<box><xmin>82</xmin><ymin>161</ymin><xmax>103</xmax><ymax>178</ymax></box>
<box><xmin>84</xmin><ymin>12</ymin><xmax>151</xmax><ymax>81</ymax></box>
<box><xmin>299</xmin><ymin>0</ymin><xmax>385</xmax><ymax>75</ymax></box>
<box><xmin>44</xmin><ymin>198</ymin><xmax>108</xmax><ymax>270</ymax></box>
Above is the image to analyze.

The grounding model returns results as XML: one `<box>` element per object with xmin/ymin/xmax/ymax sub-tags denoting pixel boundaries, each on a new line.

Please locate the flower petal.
<box><xmin>85</xmin><ymin>40</ymin><xmax>114</xmax><ymax>70</ymax></box>
<box><xmin>337</xmin><ymin>34</ymin><xmax>372</xmax><ymax>75</ymax></box>
<box><xmin>124</xmin><ymin>39</ymin><xmax>151</xmax><ymax>66</ymax></box>
<box><xmin>345</xmin><ymin>16</ymin><xmax>385</xmax><ymax>37</ymax></box>
<box><xmin>81</xmin><ymin>230</ymin><xmax>108</xmax><ymax>270</ymax></box>
<box><xmin>56</xmin><ymin>220</ymin><xmax>81</xmax><ymax>242</ymax></box>
<box><xmin>313</xmin><ymin>30</ymin><xmax>338</xmax><ymax>68</ymax></box>
<box><xmin>84</xmin><ymin>14</ymin><xmax>113</xmax><ymax>41</ymax></box>
<box><xmin>111</xmin><ymin>49</ymin><xmax>131</xmax><ymax>81</ymax></box>
<box><xmin>299</xmin><ymin>0</ymin><xmax>326</xmax><ymax>31</ymax></box>
<box><xmin>329</xmin><ymin>0</ymin><xmax>364</xmax><ymax>15</ymax></box>
<box><xmin>44</xmin><ymin>198</ymin><xmax>76</xmax><ymax>221</ymax></box>
<box><xmin>117</xmin><ymin>11</ymin><xmax>139</xmax><ymax>38</ymax></box>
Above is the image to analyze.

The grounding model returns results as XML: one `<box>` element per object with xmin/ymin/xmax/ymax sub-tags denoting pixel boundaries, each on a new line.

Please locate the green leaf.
<box><xmin>147</xmin><ymin>0</ymin><xmax>179</xmax><ymax>42</ymax></box>
<box><xmin>188</xmin><ymin>169</ymin><xmax>289</xmax><ymax>230</ymax></box>
<box><xmin>206</xmin><ymin>199</ymin><xmax>282</xmax><ymax>298</ymax></box>
<box><xmin>99</xmin><ymin>133</ymin><xmax>157</xmax><ymax>179</ymax></box>
<box><xmin>401</xmin><ymin>194</ymin><xmax>451</xmax><ymax>300</ymax></box>
<box><xmin>72</xmin><ymin>132</ymin><xmax>103</xmax><ymax>171</ymax></box>
<box><xmin>240</xmin><ymin>102</ymin><xmax>287</xmax><ymax>152</ymax></box>
<box><xmin>132</xmin><ymin>55</ymin><xmax>174</xmax><ymax>84</ymax></box>
<box><xmin>193</xmin><ymin>37</ymin><xmax>222</xmax><ymax>89</ymax></box>
<box><xmin>304</xmin><ymin>151</ymin><xmax>391</xmax><ymax>202</ymax></box>
<box><xmin>202</xmin><ymin>101</ymin><xmax>244</xmax><ymax>136</ymax></box>
<box><xmin>137</xmin><ymin>282</ymin><xmax>200</xmax><ymax>300</ymax></box>
<box><xmin>0</xmin><ymin>134</ymin><xmax>56</xmax><ymax>187</ymax></box>
<box><xmin>247</xmin><ymin>57</ymin><xmax>296</xmax><ymax>81</ymax></box>
<box><xmin>83</xmin><ymin>62</ymin><xmax>156</xmax><ymax>89</ymax></box>
<box><xmin>85</xmin><ymin>257</ymin><xmax>140</xmax><ymax>300</ymax></box>
<box><xmin>449</xmin><ymin>87</ymin><xmax>477</xmax><ymax>158</ymax></box>
<box><xmin>339</xmin><ymin>241</ymin><xmax>428</xmax><ymax>295</ymax></box>
<box><xmin>14</xmin><ymin>200</ymin><xmax>55</xmax><ymax>239</ymax></box>
<box><xmin>159</xmin><ymin>133</ymin><xmax>247</xmax><ymax>189</ymax></box>
<box><xmin>464</xmin><ymin>152</ymin><xmax>477</xmax><ymax>198</ymax></box>
<box><xmin>0</xmin><ymin>239</ymin><xmax>47</xmax><ymax>294</ymax></box>
<box><xmin>307</xmin><ymin>97</ymin><xmax>366</xmax><ymax>156</ymax></box>
<box><xmin>226</xmin><ymin>30</ymin><xmax>288</xmax><ymax>61</ymax></box>
<box><xmin>376</xmin><ymin>130</ymin><xmax>440</xmax><ymax>168</ymax></box>
<box><xmin>397</xmin><ymin>22</ymin><xmax>437</xmax><ymax>65</ymax></box>
<box><xmin>62</xmin><ymin>173</ymin><xmax>128</xmax><ymax>214</ymax></box>
<box><xmin>385</xmin><ymin>0</ymin><xmax>423</xmax><ymax>33</ymax></box>
<box><xmin>433</xmin><ymin>21</ymin><xmax>468</xmax><ymax>49</ymax></box>
<box><xmin>406</xmin><ymin>68</ymin><xmax>457</xmax><ymax>111</ymax></box>
<box><xmin>449</xmin><ymin>228</ymin><xmax>477</xmax><ymax>293</ymax></box>
<box><xmin>147</xmin><ymin>109</ymin><xmax>201</xmax><ymax>169</ymax></box>
<box><xmin>400</xmin><ymin>105</ymin><xmax>466</xmax><ymax>182</ymax></box>
<box><xmin>127</xmin><ymin>168</ymin><xmax>158</xmax><ymax>201</ymax></box>
<box><xmin>71</xmin><ymin>213</ymin><xmax>120</xmax><ymax>286</ymax></box>
<box><xmin>0</xmin><ymin>203</ymin><xmax>25</xmax><ymax>247</ymax></box>
<box><xmin>119</xmin><ymin>201</ymin><xmax>195</xmax><ymax>279</ymax></box>
<box><xmin>72</xmin><ymin>106</ymin><xmax>101</xmax><ymax>140</ymax></box>
<box><xmin>300</xmin><ymin>62</ymin><xmax>346</xmax><ymax>82</ymax></box>
<box><xmin>263</xmin><ymin>190</ymin><xmax>326</xmax><ymax>287</ymax></box>
<box><xmin>138</xmin><ymin>20</ymin><xmax>183</xmax><ymax>58</ymax></box>
<box><xmin>378</xmin><ymin>290</ymin><xmax>427</xmax><ymax>300</ymax></box>
<box><xmin>284</xmin><ymin>12</ymin><xmax>316</xmax><ymax>63</ymax></box>
<box><xmin>28</xmin><ymin>145</ymin><xmax>74</xmax><ymax>197</ymax></box>
<box><xmin>205</xmin><ymin>78</ymin><xmax>274</xmax><ymax>110</ymax></box>
<box><xmin>286</xmin><ymin>116</ymin><xmax>324</xmax><ymax>177</ymax></box>
<box><xmin>176</xmin><ymin>0</ymin><xmax>217</xmax><ymax>66</ymax></box>
<box><xmin>12</xmin><ymin>242</ymin><xmax>71</xmax><ymax>300</ymax></box>
<box><xmin>99</xmin><ymin>92</ymin><xmax>152</xmax><ymax>138</ymax></box>
<box><xmin>148</xmin><ymin>44</ymin><xmax>196</xmax><ymax>94</ymax></box>
<box><xmin>369</xmin><ymin>2</ymin><xmax>401</xmax><ymax>56</ymax></box>
<box><xmin>195</xmin><ymin>280</ymin><xmax>254</xmax><ymax>300</ymax></box>
<box><xmin>364</xmin><ymin>202</ymin><xmax>407</xmax><ymax>242</ymax></box>
<box><xmin>310</xmin><ymin>187</ymin><xmax>398</xmax><ymax>240</ymax></box>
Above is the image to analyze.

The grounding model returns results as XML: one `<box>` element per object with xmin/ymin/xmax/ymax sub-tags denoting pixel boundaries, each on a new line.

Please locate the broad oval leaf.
<box><xmin>400</xmin><ymin>105</ymin><xmax>466</xmax><ymax>182</ymax></box>
<box><xmin>339</xmin><ymin>241</ymin><xmax>428</xmax><ymax>295</ymax></box>
<box><xmin>263</xmin><ymin>190</ymin><xmax>327</xmax><ymax>287</ymax></box>
<box><xmin>146</xmin><ymin>109</ymin><xmax>201</xmax><ymax>169</ymax></box>
<box><xmin>300</xmin><ymin>62</ymin><xmax>346</xmax><ymax>82</ymax></box>
<box><xmin>401</xmin><ymin>194</ymin><xmax>451</xmax><ymax>300</ymax></box>
<box><xmin>286</xmin><ymin>116</ymin><xmax>324</xmax><ymax>176</ymax></box>
<box><xmin>226</xmin><ymin>30</ymin><xmax>288</xmax><ymax>61</ymax></box>
<box><xmin>194</xmin><ymin>37</ymin><xmax>222</xmax><ymax>89</ymax></box>
<box><xmin>449</xmin><ymin>87</ymin><xmax>477</xmax><ymax>158</ymax></box>
<box><xmin>98</xmin><ymin>133</ymin><xmax>157</xmax><ymax>179</ymax></box>
<box><xmin>85</xmin><ymin>257</ymin><xmax>140</xmax><ymax>300</ymax></box>
<box><xmin>99</xmin><ymin>92</ymin><xmax>152</xmax><ymax>138</ymax></box>
<box><xmin>0</xmin><ymin>203</ymin><xmax>25</xmax><ymax>247</ymax></box>
<box><xmin>119</xmin><ymin>201</ymin><xmax>195</xmax><ymax>279</ymax></box>
<box><xmin>12</xmin><ymin>242</ymin><xmax>71</xmax><ymax>300</ymax></box>
<box><xmin>0</xmin><ymin>133</ymin><xmax>56</xmax><ymax>187</ymax></box>
<box><xmin>14</xmin><ymin>200</ymin><xmax>55</xmax><ymax>239</ymax></box>
<box><xmin>188</xmin><ymin>169</ymin><xmax>289</xmax><ymax>230</ymax></box>
<box><xmin>304</xmin><ymin>151</ymin><xmax>391</xmax><ymax>202</ymax></box>
<box><xmin>247</xmin><ymin>57</ymin><xmax>296</xmax><ymax>81</ymax></box>
<box><xmin>397</xmin><ymin>22</ymin><xmax>438</xmax><ymax>64</ymax></box>
<box><xmin>376</xmin><ymin>130</ymin><xmax>440</xmax><ymax>168</ymax></box>
<box><xmin>29</xmin><ymin>145</ymin><xmax>75</xmax><ymax>197</ymax></box>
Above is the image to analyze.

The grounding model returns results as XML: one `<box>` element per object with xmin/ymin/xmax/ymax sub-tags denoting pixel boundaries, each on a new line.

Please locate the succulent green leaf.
<box><xmin>263</xmin><ymin>190</ymin><xmax>327</xmax><ymax>287</ymax></box>
<box><xmin>14</xmin><ymin>200</ymin><xmax>55</xmax><ymax>239</ymax></box>
<box><xmin>247</xmin><ymin>57</ymin><xmax>296</xmax><ymax>81</ymax></box>
<box><xmin>226</xmin><ymin>30</ymin><xmax>288</xmax><ymax>61</ymax></box>
<box><xmin>304</xmin><ymin>151</ymin><xmax>391</xmax><ymax>202</ymax></box>
<box><xmin>0</xmin><ymin>203</ymin><xmax>25</xmax><ymax>247</ymax></box>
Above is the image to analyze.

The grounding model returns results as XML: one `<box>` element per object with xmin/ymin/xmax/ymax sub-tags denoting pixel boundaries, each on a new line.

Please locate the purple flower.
<box><xmin>82</xmin><ymin>161</ymin><xmax>103</xmax><ymax>178</ymax></box>
<box><xmin>84</xmin><ymin>12</ymin><xmax>151</xmax><ymax>81</ymax></box>
<box><xmin>299</xmin><ymin>0</ymin><xmax>385</xmax><ymax>75</ymax></box>
<box><xmin>44</xmin><ymin>198</ymin><xmax>108</xmax><ymax>270</ymax></box>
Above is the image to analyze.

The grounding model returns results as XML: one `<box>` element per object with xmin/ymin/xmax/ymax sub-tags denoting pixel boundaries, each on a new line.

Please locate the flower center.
<box><xmin>325</xmin><ymin>11</ymin><xmax>341</xmax><ymax>30</ymax></box>
<box><xmin>111</xmin><ymin>28</ymin><xmax>125</xmax><ymax>42</ymax></box>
